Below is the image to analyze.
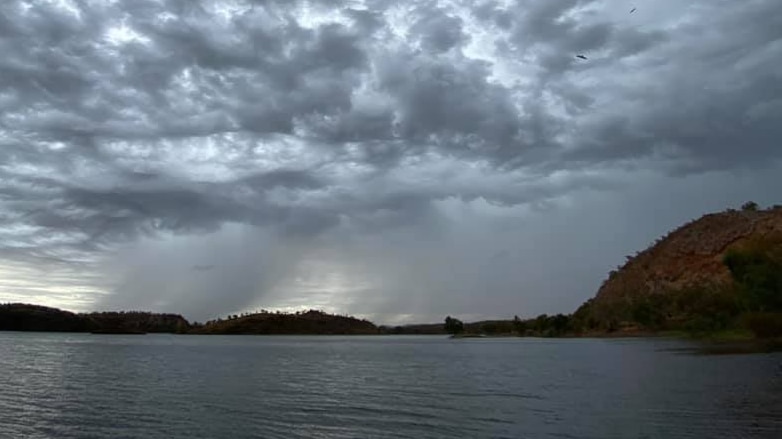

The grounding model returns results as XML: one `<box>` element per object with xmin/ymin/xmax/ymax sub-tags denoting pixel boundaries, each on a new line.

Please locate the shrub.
<box><xmin>741</xmin><ymin>201</ymin><xmax>759</xmax><ymax>211</ymax></box>
<box><xmin>444</xmin><ymin>316</ymin><xmax>464</xmax><ymax>334</ymax></box>
<box><xmin>741</xmin><ymin>312</ymin><xmax>782</xmax><ymax>338</ymax></box>
<box><xmin>724</xmin><ymin>240</ymin><xmax>782</xmax><ymax>312</ymax></box>
<box><xmin>512</xmin><ymin>315</ymin><xmax>527</xmax><ymax>335</ymax></box>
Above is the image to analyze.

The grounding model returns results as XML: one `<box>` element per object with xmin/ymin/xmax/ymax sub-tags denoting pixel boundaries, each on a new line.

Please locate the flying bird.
<box><xmin>576</xmin><ymin>55</ymin><xmax>588</xmax><ymax>60</ymax></box>
<box><xmin>630</xmin><ymin>7</ymin><xmax>637</xmax><ymax>13</ymax></box>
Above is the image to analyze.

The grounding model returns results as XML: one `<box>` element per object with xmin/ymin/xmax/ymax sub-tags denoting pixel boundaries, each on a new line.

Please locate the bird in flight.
<box><xmin>630</xmin><ymin>7</ymin><xmax>637</xmax><ymax>13</ymax></box>
<box><xmin>576</xmin><ymin>55</ymin><xmax>588</xmax><ymax>60</ymax></box>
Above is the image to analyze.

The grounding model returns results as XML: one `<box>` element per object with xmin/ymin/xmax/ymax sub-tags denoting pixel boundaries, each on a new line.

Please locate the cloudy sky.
<box><xmin>1</xmin><ymin>0</ymin><xmax>780</xmax><ymax>323</ymax></box>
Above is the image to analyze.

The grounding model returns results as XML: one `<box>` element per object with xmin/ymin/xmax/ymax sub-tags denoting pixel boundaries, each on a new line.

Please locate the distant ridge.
<box><xmin>0</xmin><ymin>304</ymin><xmax>378</xmax><ymax>335</ymax></box>
<box><xmin>0</xmin><ymin>304</ymin><xmax>190</xmax><ymax>334</ymax></box>
<box><xmin>0</xmin><ymin>304</ymin><xmax>93</xmax><ymax>332</ymax></box>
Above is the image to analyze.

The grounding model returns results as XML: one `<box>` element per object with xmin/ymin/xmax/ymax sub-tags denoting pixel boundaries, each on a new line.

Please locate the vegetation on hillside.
<box><xmin>0</xmin><ymin>304</ymin><xmax>191</xmax><ymax>334</ymax></box>
<box><xmin>0</xmin><ymin>304</ymin><xmax>94</xmax><ymax>332</ymax></box>
<box><xmin>0</xmin><ymin>305</ymin><xmax>376</xmax><ymax>335</ymax></box>
<box><xmin>86</xmin><ymin>311</ymin><xmax>190</xmax><ymax>333</ymax></box>
<box><xmin>378</xmin><ymin>323</ymin><xmax>445</xmax><ymax>334</ymax></box>
<box><xmin>570</xmin><ymin>202</ymin><xmax>782</xmax><ymax>339</ymax></box>
<box><xmin>191</xmin><ymin>310</ymin><xmax>378</xmax><ymax>335</ymax></box>
<box><xmin>440</xmin><ymin>203</ymin><xmax>782</xmax><ymax>340</ymax></box>
<box><xmin>444</xmin><ymin>316</ymin><xmax>464</xmax><ymax>335</ymax></box>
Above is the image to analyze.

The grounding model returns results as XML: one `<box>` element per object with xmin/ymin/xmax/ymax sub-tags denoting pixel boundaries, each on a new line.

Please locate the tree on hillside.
<box><xmin>513</xmin><ymin>315</ymin><xmax>527</xmax><ymax>335</ymax></box>
<box><xmin>724</xmin><ymin>243</ymin><xmax>782</xmax><ymax>312</ymax></box>
<box><xmin>630</xmin><ymin>295</ymin><xmax>666</xmax><ymax>330</ymax></box>
<box><xmin>550</xmin><ymin>314</ymin><xmax>570</xmax><ymax>335</ymax></box>
<box><xmin>532</xmin><ymin>314</ymin><xmax>549</xmax><ymax>333</ymax></box>
<box><xmin>570</xmin><ymin>299</ymin><xmax>598</xmax><ymax>332</ymax></box>
<box><xmin>741</xmin><ymin>201</ymin><xmax>759</xmax><ymax>211</ymax></box>
<box><xmin>444</xmin><ymin>316</ymin><xmax>464</xmax><ymax>334</ymax></box>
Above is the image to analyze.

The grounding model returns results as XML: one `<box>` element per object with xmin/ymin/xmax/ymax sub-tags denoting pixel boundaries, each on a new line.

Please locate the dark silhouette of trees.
<box><xmin>531</xmin><ymin>314</ymin><xmax>549</xmax><ymax>333</ymax></box>
<box><xmin>0</xmin><ymin>305</ymin><xmax>190</xmax><ymax>333</ymax></box>
<box><xmin>722</xmin><ymin>235</ymin><xmax>782</xmax><ymax>338</ymax></box>
<box><xmin>549</xmin><ymin>314</ymin><xmax>570</xmax><ymax>335</ymax></box>
<box><xmin>741</xmin><ymin>201</ymin><xmax>759</xmax><ymax>211</ymax></box>
<box><xmin>479</xmin><ymin>320</ymin><xmax>514</xmax><ymax>335</ymax></box>
<box><xmin>513</xmin><ymin>315</ymin><xmax>527</xmax><ymax>335</ymax></box>
<box><xmin>0</xmin><ymin>304</ymin><xmax>92</xmax><ymax>332</ymax></box>
<box><xmin>194</xmin><ymin>309</ymin><xmax>379</xmax><ymax>335</ymax></box>
<box><xmin>724</xmin><ymin>243</ymin><xmax>782</xmax><ymax>313</ymax></box>
<box><xmin>740</xmin><ymin>312</ymin><xmax>782</xmax><ymax>338</ymax></box>
<box><xmin>86</xmin><ymin>311</ymin><xmax>190</xmax><ymax>333</ymax></box>
<box><xmin>444</xmin><ymin>316</ymin><xmax>464</xmax><ymax>334</ymax></box>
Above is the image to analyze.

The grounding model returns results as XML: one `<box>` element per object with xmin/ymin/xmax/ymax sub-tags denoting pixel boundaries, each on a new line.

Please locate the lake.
<box><xmin>0</xmin><ymin>333</ymin><xmax>780</xmax><ymax>438</ymax></box>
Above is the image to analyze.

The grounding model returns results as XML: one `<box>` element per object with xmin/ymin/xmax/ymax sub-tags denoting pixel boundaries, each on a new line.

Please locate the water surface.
<box><xmin>0</xmin><ymin>333</ymin><xmax>780</xmax><ymax>438</ymax></box>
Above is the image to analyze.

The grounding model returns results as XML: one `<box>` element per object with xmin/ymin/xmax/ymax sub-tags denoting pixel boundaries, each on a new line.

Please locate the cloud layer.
<box><xmin>1</xmin><ymin>0</ymin><xmax>781</xmax><ymax>321</ymax></box>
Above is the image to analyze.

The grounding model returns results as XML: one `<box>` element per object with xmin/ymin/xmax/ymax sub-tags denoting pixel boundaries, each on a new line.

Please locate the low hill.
<box><xmin>573</xmin><ymin>204</ymin><xmax>782</xmax><ymax>335</ymax></box>
<box><xmin>86</xmin><ymin>312</ymin><xmax>190</xmax><ymax>334</ymax></box>
<box><xmin>0</xmin><ymin>304</ymin><xmax>94</xmax><ymax>332</ymax></box>
<box><xmin>379</xmin><ymin>323</ymin><xmax>446</xmax><ymax>334</ymax></box>
<box><xmin>192</xmin><ymin>310</ymin><xmax>379</xmax><ymax>335</ymax></box>
<box><xmin>1</xmin><ymin>305</ymin><xmax>377</xmax><ymax>335</ymax></box>
<box><xmin>0</xmin><ymin>304</ymin><xmax>190</xmax><ymax>334</ymax></box>
<box><xmin>381</xmin><ymin>319</ymin><xmax>526</xmax><ymax>336</ymax></box>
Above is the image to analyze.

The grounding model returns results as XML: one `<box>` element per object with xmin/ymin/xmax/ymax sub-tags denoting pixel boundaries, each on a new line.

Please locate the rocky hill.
<box><xmin>575</xmin><ymin>204</ymin><xmax>782</xmax><ymax>333</ymax></box>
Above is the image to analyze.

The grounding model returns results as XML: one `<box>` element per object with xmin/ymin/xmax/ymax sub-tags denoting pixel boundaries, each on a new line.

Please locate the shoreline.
<box><xmin>3</xmin><ymin>329</ymin><xmax>781</xmax><ymax>353</ymax></box>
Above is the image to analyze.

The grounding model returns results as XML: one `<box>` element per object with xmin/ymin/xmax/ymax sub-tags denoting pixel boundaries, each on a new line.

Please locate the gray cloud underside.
<box><xmin>1</xmin><ymin>0</ymin><xmax>781</xmax><ymax>319</ymax></box>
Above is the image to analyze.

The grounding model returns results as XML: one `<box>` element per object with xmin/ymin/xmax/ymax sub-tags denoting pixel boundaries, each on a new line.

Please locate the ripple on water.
<box><xmin>0</xmin><ymin>334</ymin><xmax>780</xmax><ymax>439</ymax></box>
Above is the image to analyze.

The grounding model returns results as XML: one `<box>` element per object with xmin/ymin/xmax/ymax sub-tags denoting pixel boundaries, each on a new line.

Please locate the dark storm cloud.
<box><xmin>490</xmin><ymin>0</ymin><xmax>670</xmax><ymax>76</ymax></box>
<box><xmin>375</xmin><ymin>53</ymin><xmax>523</xmax><ymax>156</ymax></box>
<box><xmin>0</xmin><ymin>0</ymin><xmax>780</xmax><ymax>318</ymax></box>
<box><xmin>410</xmin><ymin>7</ymin><xmax>468</xmax><ymax>53</ymax></box>
<box><xmin>558</xmin><ymin>0</ymin><xmax>782</xmax><ymax>171</ymax></box>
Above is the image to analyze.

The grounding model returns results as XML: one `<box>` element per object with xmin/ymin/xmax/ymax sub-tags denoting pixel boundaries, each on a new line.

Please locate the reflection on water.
<box><xmin>0</xmin><ymin>333</ymin><xmax>780</xmax><ymax>438</ymax></box>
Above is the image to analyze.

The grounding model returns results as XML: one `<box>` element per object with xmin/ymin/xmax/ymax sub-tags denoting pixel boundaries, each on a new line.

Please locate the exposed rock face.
<box><xmin>584</xmin><ymin>206</ymin><xmax>782</xmax><ymax>327</ymax></box>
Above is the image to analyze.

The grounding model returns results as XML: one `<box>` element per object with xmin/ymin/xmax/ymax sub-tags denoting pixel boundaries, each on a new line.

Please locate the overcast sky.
<box><xmin>1</xmin><ymin>0</ymin><xmax>780</xmax><ymax>323</ymax></box>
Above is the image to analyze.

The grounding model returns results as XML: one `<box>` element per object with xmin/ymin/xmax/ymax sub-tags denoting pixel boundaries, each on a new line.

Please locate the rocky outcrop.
<box><xmin>579</xmin><ymin>205</ymin><xmax>782</xmax><ymax>330</ymax></box>
<box><xmin>597</xmin><ymin>207</ymin><xmax>782</xmax><ymax>300</ymax></box>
